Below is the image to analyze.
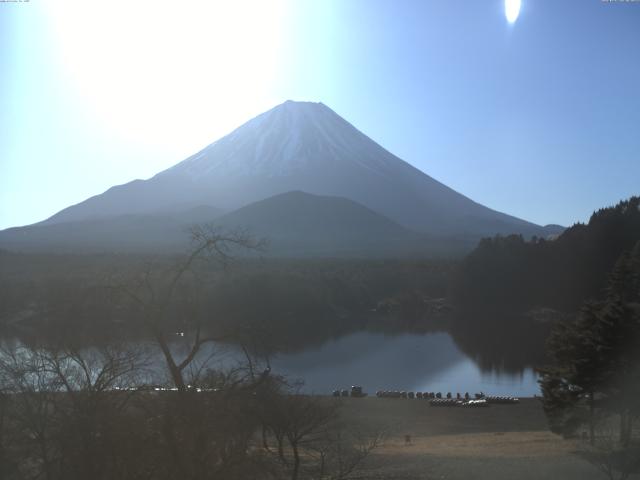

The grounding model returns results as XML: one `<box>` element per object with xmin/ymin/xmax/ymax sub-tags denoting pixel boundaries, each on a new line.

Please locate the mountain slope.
<box><xmin>40</xmin><ymin>101</ymin><xmax>560</xmax><ymax>239</ymax></box>
<box><xmin>1</xmin><ymin>192</ymin><xmax>452</xmax><ymax>256</ymax></box>
<box><xmin>0</xmin><ymin>206</ymin><xmax>223</xmax><ymax>253</ymax></box>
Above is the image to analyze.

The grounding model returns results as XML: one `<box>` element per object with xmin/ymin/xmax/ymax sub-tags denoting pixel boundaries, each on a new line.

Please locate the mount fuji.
<box><xmin>0</xmin><ymin>101</ymin><xmax>562</xmax><ymax>255</ymax></box>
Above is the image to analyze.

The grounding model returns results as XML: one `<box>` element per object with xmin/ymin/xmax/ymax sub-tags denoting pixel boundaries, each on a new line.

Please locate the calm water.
<box><xmin>2</xmin><ymin>331</ymin><xmax>540</xmax><ymax>396</ymax></box>
<box><xmin>189</xmin><ymin>331</ymin><xmax>540</xmax><ymax>397</ymax></box>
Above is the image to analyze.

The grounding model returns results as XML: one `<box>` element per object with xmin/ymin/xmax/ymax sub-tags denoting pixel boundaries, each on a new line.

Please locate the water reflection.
<box><xmin>229</xmin><ymin>332</ymin><xmax>540</xmax><ymax>396</ymax></box>
<box><xmin>2</xmin><ymin>331</ymin><xmax>541</xmax><ymax>396</ymax></box>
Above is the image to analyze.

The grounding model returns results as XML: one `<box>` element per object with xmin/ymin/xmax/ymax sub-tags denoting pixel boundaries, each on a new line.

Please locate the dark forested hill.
<box><xmin>447</xmin><ymin>197</ymin><xmax>640</xmax><ymax>371</ymax></box>
<box><xmin>453</xmin><ymin>196</ymin><xmax>640</xmax><ymax>314</ymax></box>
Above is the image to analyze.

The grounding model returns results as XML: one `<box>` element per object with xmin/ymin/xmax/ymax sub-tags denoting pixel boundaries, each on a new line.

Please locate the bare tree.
<box><xmin>259</xmin><ymin>389</ymin><xmax>385</xmax><ymax>480</ymax></box>
<box><xmin>0</xmin><ymin>341</ymin><xmax>147</xmax><ymax>480</ymax></box>
<box><xmin>0</xmin><ymin>343</ymin><xmax>62</xmax><ymax>480</ymax></box>
<box><xmin>260</xmin><ymin>391</ymin><xmax>339</xmax><ymax>480</ymax></box>
<box><xmin>45</xmin><ymin>344</ymin><xmax>146</xmax><ymax>478</ymax></box>
<box><xmin>100</xmin><ymin>225</ymin><xmax>273</xmax><ymax>479</ymax></box>
<box><xmin>109</xmin><ymin>225</ymin><xmax>265</xmax><ymax>391</ymax></box>
<box><xmin>310</xmin><ymin>426</ymin><xmax>386</xmax><ymax>480</ymax></box>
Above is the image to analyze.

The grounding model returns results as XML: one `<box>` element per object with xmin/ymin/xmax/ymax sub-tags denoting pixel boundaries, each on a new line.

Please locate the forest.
<box><xmin>0</xmin><ymin>247</ymin><xmax>454</xmax><ymax>352</ymax></box>
<box><xmin>449</xmin><ymin>197</ymin><xmax>640</xmax><ymax>369</ymax></box>
<box><xmin>453</xmin><ymin>197</ymin><xmax>640</xmax><ymax>315</ymax></box>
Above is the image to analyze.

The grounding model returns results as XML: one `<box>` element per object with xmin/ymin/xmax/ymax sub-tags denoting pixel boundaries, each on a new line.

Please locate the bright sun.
<box><xmin>42</xmin><ymin>1</ymin><xmax>288</xmax><ymax>151</ymax></box>
<box><xmin>505</xmin><ymin>0</ymin><xmax>522</xmax><ymax>24</ymax></box>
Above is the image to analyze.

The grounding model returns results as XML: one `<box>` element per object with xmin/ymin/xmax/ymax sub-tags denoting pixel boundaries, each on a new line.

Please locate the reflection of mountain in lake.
<box><xmin>4</xmin><ymin>331</ymin><xmax>541</xmax><ymax>396</ymax></box>
<box><xmin>264</xmin><ymin>332</ymin><xmax>540</xmax><ymax>396</ymax></box>
<box><xmin>450</xmin><ymin>312</ymin><xmax>551</xmax><ymax>373</ymax></box>
<box><xmin>155</xmin><ymin>331</ymin><xmax>541</xmax><ymax>395</ymax></box>
<box><xmin>270</xmin><ymin>332</ymin><xmax>461</xmax><ymax>390</ymax></box>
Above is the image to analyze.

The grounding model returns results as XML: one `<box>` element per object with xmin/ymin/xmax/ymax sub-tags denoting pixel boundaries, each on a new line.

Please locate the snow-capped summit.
<box><xmin>165</xmin><ymin>100</ymin><xmax>394</xmax><ymax>179</ymax></box>
<box><xmin>39</xmin><ymin>100</ymin><xmax>556</xmax><ymax>239</ymax></box>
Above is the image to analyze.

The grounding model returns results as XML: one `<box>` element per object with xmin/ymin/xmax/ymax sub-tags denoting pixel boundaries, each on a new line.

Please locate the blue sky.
<box><xmin>1</xmin><ymin>0</ymin><xmax>639</xmax><ymax>230</ymax></box>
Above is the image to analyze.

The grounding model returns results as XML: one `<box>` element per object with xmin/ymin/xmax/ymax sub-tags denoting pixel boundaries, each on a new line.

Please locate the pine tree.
<box><xmin>539</xmin><ymin>301</ymin><xmax>610</xmax><ymax>443</ymax></box>
<box><xmin>538</xmin><ymin>241</ymin><xmax>640</xmax><ymax>445</ymax></box>
<box><xmin>600</xmin><ymin>242</ymin><xmax>640</xmax><ymax>446</ymax></box>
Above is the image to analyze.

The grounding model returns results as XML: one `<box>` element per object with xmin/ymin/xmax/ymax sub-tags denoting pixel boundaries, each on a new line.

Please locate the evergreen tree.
<box><xmin>600</xmin><ymin>243</ymin><xmax>640</xmax><ymax>446</ymax></box>
<box><xmin>539</xmin><ymin>301</ymin><xmax>610</xmax><ymax>443</ymax></box>
<box><xmin>538</xmin><ymin>241</ymin><xmax>640</xmax><ymax>445</ymax></box>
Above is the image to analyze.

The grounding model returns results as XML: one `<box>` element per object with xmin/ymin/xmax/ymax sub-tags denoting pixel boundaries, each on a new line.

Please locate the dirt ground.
<box><xmin>336</xmin><ymin>397</ymin><xmax>637</xmax><ymax>480</ymax></box>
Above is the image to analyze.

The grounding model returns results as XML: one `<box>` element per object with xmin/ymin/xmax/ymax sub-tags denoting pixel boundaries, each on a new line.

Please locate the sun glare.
<box><xmin>505</xmin><ymin>0</ymin><xmax>521</xmax><ymax>24</ymax></box>
<box><xmin>43</xmin><ymin>1</ymin><xmax>288</xmax><ymax>151</ymax></box>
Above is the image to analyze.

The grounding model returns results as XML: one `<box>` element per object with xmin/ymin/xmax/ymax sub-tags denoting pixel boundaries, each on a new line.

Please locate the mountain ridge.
<box><xmin>6</xmin><ymin>100</ymin><xmax>563</xmax><ymax>254</ymax></box>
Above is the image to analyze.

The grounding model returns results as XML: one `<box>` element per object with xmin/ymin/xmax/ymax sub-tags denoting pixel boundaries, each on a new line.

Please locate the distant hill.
<box><xmin>215</xmin><ymin>191</ymin><xmax>437</xmax><ymax>257</ymax></box>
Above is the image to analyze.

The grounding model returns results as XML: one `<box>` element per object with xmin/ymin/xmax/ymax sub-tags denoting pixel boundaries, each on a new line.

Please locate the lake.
<box><xmin>2</xmin><ymin>331</ymin><xmax>541</xmax><ymax>396</ymax></box>
<box><xmin>187</xmin><ymin>331</ymin><xmax>540</xmax><ymax>397</ymax></box>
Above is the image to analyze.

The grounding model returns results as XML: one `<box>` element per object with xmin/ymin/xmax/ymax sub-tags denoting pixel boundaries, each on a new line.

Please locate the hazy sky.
<box><xmin>1</xmin><ymin>0</ymin><xmax>639</xmax><ymax>230</ymax></box>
